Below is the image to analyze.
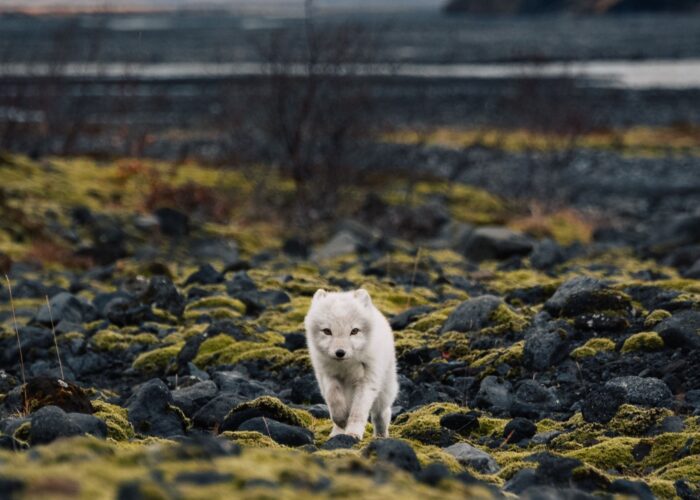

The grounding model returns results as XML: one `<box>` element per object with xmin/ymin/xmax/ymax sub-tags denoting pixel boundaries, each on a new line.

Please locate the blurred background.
<box><xmin>0</xmin><ymin>0</ymin><xmax>699</xmax><ymax>255</ymax></box>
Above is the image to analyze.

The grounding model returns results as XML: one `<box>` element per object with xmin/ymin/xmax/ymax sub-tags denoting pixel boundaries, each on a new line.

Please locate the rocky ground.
<box><xmin>0</xmin><ymin>154</ymin><xmax>699</xmax><ymax>499</ymax></box>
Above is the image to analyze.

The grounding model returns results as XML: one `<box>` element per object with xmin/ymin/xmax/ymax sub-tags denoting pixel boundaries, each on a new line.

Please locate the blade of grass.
<box><xmin>5</xmin><ymin>274</ymin><xmax>28</xmax><ymax>414</ymax></box>
<box><xmin>45</xmin><ymin>294</ymin><xmax>65</xmax><ymax>380</ymax></box>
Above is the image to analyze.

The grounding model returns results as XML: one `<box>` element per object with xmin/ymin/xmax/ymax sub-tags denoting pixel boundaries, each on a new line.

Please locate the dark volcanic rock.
<box><xmin>321</xmin><ymin>434</ymin><xmax>359</xmax><ymax>450</ymax></box>
<box><xmin>185</xmin><ymin>264</ymin><xmax>224</xmax><ymax>285</ymax></box>
<box><xmin>581</xmin><ymin>385</ymin><xmax>626</xmax><ymax>424</ymax></box>
<box><xmin>141</xmin><ymin>276</ymin><xmax>185</xmax><ymax>317</ymax></box>
<box><xmin>605</xmin><ymin>376</ymin><xmax>673</xmax><ymax>407</ymax></box>
<box><xmin>34</xmin><ymin>292</ymin><xmax>85</xmax><ymax>325</ymax></box>
<box><xmin>192</xmin><ymin>393</ymin><xmax>245</xmax><ymax>430</ymax></box>
<box><xmin>439</xmin><ymin>412</ymin><xmax>479</xmax><ymax>436</ymax></box>
<box><xmin>512</xmin><ymin>380</ymin><xmax>561</xmax><ymax>419</ymax></box>
<box><xmin>523</xmin><ymin>328</ymin><xmax>565</xmax><ymax>371</ymax></box>
<box><xmin>445</xmin><ymin>442</ymin><xmax>499</xmax><ymax>473</ymax></box>
<box><xmin>529</xmin><ymin>239</ymin><xmax>566</xmax><ymax>270</ymax></box>
<box><xmin>211</xmin><ymin>371</ymin><xmax>271</xmax><ymax>398</ymax></box>
<box><xmin>475</xmin><ymin>376</ymin><xmax>512</xmax><ymax>415</ymax></box>
<box><xmin>126</xmin><ymin>379</ymin><xmax>187</xmax><ymax>437</ymax></box>
<box><xmin>29</xmin><ymin>405</ymin><xmax>82</xmax><ymax>445</ymax></box>
<box><xmin>456</xmin><ymin>226</ymin><xmax>533</xmax><ymax>262</ymax></box>
<box><xmin>610</xmin><ymin>479</ymin><xmax>655</xmax><ymax>500</ymax></box>
<box><xmin>238</xmin><ymin>417</ymin><xmax>313</xmax><ymax>447</ymax></box>
<box><xmin>363</xmin><ymin>438</ymin><xmax>421</xmax><ymax>473</ymax></box>
<box><xmin>441</xmin><ymin>295</ymin><xmax>503</xmax><ymax>333</ymax></box>
<box><xmin>154</xmin><ymin>207</ymin><xmax>189</xmax><ymax>237</ymax></box>
<box><xmin>504</xmin><ymin>417</ymin><xmax>537</xmax><ymax>443</ymax></box>
<box><xmin>67</xmin><ymin>412</ymin><xmax>108</xmax><ymax>439</ymax></box>
<box><xmin>654</xmin><ymin>310</ymin><xmax>700</xmax><ymax>349</ymax></box>
<box><xmin>171</xmin><ymin>380</ymin><xmax>218</xmax><ymax>417</ymax></box>
<box><xmin>544</xmin><ymin>276</ymin><xmax>630</xmax><ymax>317</ymax></box>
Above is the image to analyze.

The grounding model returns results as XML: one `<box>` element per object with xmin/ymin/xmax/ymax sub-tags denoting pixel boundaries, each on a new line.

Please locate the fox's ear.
<box><xmin>354</xmin><ymin>288</ymin><xmax>372</xmax><ymax>307</ymax></box>
<box><xmin>313</xmin><ymin>289</ymin><xmax>328</xmax><ymax>301</ymax></box>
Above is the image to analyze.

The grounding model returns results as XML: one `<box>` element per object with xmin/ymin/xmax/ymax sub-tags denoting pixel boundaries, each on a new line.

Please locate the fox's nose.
<box><xmin>335</xmin><ymin>349</ymin><xmax>345</xmax><ymax>358</ymax></box>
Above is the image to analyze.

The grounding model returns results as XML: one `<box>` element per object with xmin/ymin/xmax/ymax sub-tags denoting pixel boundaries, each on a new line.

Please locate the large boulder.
<box><xmin>444</xmin><ymin>442</ymin><xmax>500</xmax><ymax>474</ymax></box>
<box><xmin>363</xmin><ymin>438</ymin><xmax>421</xmax><ymax>473</ymax></box>
<box><xmin>544</xmin><ymin>276</ymin><xmax>631</xmax><ymax>317</ymax></box>
<box><xmin>654</xmin><ymin>310</ymin><xmax>700</xmax><ymax>350</ymax></box>
<box><xmin>34</xmin><ymin>292</ymin><xmax>87</xmax><ymax>325</ymax></box>
<box><xmin>523</xmin><ymin>328</ymin><xmax>565</xmax><ymax>371</ymax></box>
<box><xmin>605</xmin><ymin>376</ymin><xmax>673</xmax><ymax>407</ymax></box>
<box><xmin>238</xmin><ymin>417</ymin><xmax>313</xmax><ymax>447</ymax></box>
<box><xmin>126</xmin><ymin>379</ymin><xmax>187</xmax><ymax>437</ymax></box>
<box><xmin>441</xmin><ymin>295</ymin><xmax>503</xmax><ymax>334</ymax></box>
<box><xmin>171</xmin><ymin>380</ymin><xmax>218</xmax><ymax>417</ymax></box>
<box><xmin>456</xmin><ymin>226</ymin><xmax>533</xmax><ymax>262</ymax></box>
<box><xmin>475</xmin><ymin>376</ymin><xmax>513</xmax><ymax>415</ymax></box>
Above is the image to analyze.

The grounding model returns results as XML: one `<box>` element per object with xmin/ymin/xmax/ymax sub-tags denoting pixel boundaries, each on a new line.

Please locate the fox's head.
<box><xmin>304</xmin><ymin>288</ymin><xmax>374</xmax><ymax>362</ymax></box>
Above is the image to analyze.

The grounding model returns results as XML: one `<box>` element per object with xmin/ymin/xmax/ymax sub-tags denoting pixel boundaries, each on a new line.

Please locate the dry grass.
<box><xmin>5</xmin><ymin>274</ymin><xmax>28</xmax><ymax>415</ymax></box>
<box><xmin>46</xmin><ymin>294</ymin><xmax>65</xmax><ymax>380</ymax></box>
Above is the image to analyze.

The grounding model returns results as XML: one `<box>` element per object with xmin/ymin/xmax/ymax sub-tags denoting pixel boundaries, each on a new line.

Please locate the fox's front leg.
<box><xmin>344</xmin><ymin>381</ymin><xmax>378</xmax><ymax>439</ymax></box>
<box><xmin>323</xmin><ymin>378</ymin><xmax>349</xmax><ymax>437</ymax></box>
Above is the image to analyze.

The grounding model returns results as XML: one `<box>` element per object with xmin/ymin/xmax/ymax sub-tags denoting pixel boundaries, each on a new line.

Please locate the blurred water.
<box><xmin>2</xmin><ymin>59</ymin><xmax>700</xmax><ymax>89</ymax></box>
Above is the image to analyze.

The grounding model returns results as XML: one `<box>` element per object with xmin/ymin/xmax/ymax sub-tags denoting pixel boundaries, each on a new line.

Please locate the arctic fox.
<box><xmin>304</xmin><ymin>288</ymin><xmax>398</xmax><ymax>439</ymax></box>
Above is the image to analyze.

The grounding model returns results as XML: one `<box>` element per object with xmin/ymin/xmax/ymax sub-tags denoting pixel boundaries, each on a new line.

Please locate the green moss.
<box><xmin>609</xmin><ymin>405</ymin><xmax>673</xmax><ymax>437</ymax></box>
<box><xmin>224</xmin><ymin>396</ymin><xmax>313</xmax><ymax>429</ymax></box>
<box><xmin>392</xmin><ymin>402</ymin><xmax>462</xmax><ymax>444</ymax></box>
<box><xmin>656</xmin><ymin>455</ymin><xmax>700</xmax><ymax>482</ymax></box>
<box><xmin>132</xmin><ymin>343</ymin><xmax>183</xmax><ymax>373</ymax></box>
<box><xmin>220</xmin><ymin>430</ymin><xmax>281</xmax><ymax>448</ymax></box>
<box><xmin>91</xmin><ymin>330</ymin><xmax>159</xmax><ymax>351</ymax></box>
<box><xmin>192</xmin><ymin>334</ymin><xmax>294</xmax><ymax>368</ymax></box>
<box><xmin>549</xmin><ymin>420</ymin><xmax>604</xmax><ymax>451</ymax></box>
<box><xmin>185</xmin><ymin>295</ymin><xmax>246</xmax><ymax>315</ymax></box>
<box><xmin>475</xmin><ymin>416</ymin><xmax>509</xmax><ymax>438</ymax></box>
<box><xmin>411</xmin><ymin>442</ymin><xmax>463</xmax><ymax>472</ymax></box>
<box><xmin>409</xmin><ymin>312</ymin><xmax>450</xmax><ymax>333</ymax></box>
<box><xmin>621</xmin><ymin>331</ymin><xmax>664</xmax><ymax>353</ymax></box>
<box><xmin>13</xmin><ymin>421</ymin><xmax>31</xmax><ymax>444</ymax></box>
<box><xmin>570</xmin><ymin>338</ymin><xmax>616</xmax><ymax>360</ymax></box>
<box><xmin>566</xmin><ymin>437</ymin><xmax>637</xmax><ymax>471</ymax></box>
<box><xmin>92</xmin><ymin>400</ymin><xmax>135</xmax><ymax>441</ymax></box>
<box><xmin>642</xmin><ymin>432</ymin><xmax>700</xmax><ymax>468</ymax></box>
<box><xmin>644</xmin><ymin>309</ymin><xmax>672</xmax><ymax>328</ymax></box>
<box><xmin>484</xmin><ymin>304</ymin><xmax>529</xmax><ymax>334</ymax></box>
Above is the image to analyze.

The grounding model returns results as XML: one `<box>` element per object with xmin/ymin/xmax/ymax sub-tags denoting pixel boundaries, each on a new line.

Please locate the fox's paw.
<box><xmin>329</xmin><ymin>424</ymin><xmax>345</xmax><ymax>438</ymax></box>
<box><xmin>344</xmin><ymin>423</ymin><xmax>365</xmax><ymax>439</ymax></box>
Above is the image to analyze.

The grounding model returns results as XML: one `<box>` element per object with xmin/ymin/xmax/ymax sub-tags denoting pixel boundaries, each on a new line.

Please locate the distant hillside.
<box><xmin>443</xmin><ymin>0</ymin><xmax>700</xmax><ymax>15</ymax></box>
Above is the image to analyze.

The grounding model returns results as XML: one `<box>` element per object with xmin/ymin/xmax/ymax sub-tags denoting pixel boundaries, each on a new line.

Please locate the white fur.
<box><xmin>304</xmin><ymin>288</ymin><xmax>398</xmax><ymax>439</ymax></box>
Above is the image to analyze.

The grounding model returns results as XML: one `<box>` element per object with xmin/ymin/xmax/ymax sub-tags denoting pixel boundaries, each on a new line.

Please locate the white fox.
<box><xmin>304</xmin><ymin>288</ymin><xmax>398</xmax><ymax>439</ymax></box>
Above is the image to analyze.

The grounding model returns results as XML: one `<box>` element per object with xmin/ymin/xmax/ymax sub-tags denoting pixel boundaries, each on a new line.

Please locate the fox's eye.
<box><xmin>322</xmin><ymin>328</ymin><xmax>332</xmax><ymax>336</ymax></box>
<box><xmin>350</xmin><ymin>328</ymin><xmax>359</xmax><ymax>335</ymax></box>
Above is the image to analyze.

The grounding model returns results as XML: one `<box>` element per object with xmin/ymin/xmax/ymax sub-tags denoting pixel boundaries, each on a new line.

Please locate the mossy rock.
<box><xmin>132</xmin><ymin>343</ymin><xmax>183</xmax><ymax>373</ymax></box>
<box><xmin>566</xmin><ymin>437</ymin><xmax>637</xmax><ymax>471</ymax></box>
<box><xmin>621</xmin><ymin>331</ymin><xmax>664</xmax><ymax>353</ymax></box>
<box><xmin>23</xmin><ymin>377</ymin><xmax>94</xmax><ymax>414</ymax></box>
<box><xmin>392</xmin><ymin>402</ymin><xmax>463</xmax><ymax>446</ymax></box>
<box><xmin>91</xmin><ymin>330</ymin><xmax>159</xmax><ymax>351</ymax></box>
<box><xmin>220</xmin><ymin>430</ymin><xmax>282</xmax><ymax>448</ymax></box>
<box><xmin>92</xmin><ymin>400</ymin><xmax>135</xmax><ymax>440</ymax></box>
<box><xmin>643</xmin><ymin>309</ymin><xmax>672</xmax><ymax>328</ymax></box>
<box><xmin>192</xmin><ymin>334</ymin><xmax>294</xmax><ymax>369</ymax></box>
<box><xmin>222</xmin><ymin>396</ymin><xmax>313</xmax><ymax>432</ymax></box>
<box><xmin>185</xmin><ymin>295</ymin><xmax>246</xmax><ymax>315</ymax></box>
<box><xmin>608</xmin><ymin>405</ymin><xmax>673</xmax><ymax>437</ymax></box>
<box><xmin>642</xmin><ymin>432</ymin><xmax>700</xmax><ymax>469</ymax></box>
<box><xmin>570</xmin><ymin>338</ymin><xmax>616</xmax><ymax>360</ymax></box>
